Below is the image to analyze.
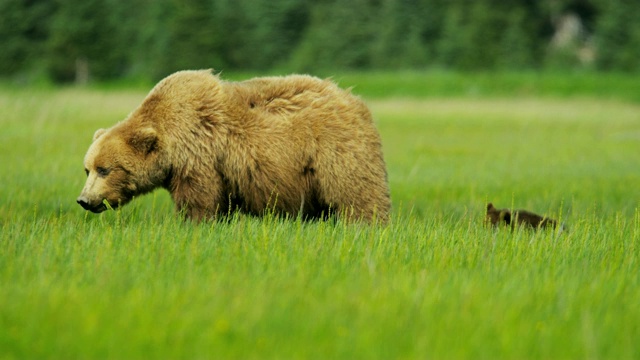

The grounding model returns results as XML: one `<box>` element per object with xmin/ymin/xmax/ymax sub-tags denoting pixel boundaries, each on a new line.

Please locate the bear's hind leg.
<box><xmin>318</xmin><ymin>175</ymin><xmax>390</xmax><ymax>224</ymax></box>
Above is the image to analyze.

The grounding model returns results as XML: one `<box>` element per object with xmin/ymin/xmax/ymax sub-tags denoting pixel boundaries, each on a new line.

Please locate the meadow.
<box><xmin>1</xmin><ymin>72</ymin><xmax>639</xmax><ymax>359</ymax></box>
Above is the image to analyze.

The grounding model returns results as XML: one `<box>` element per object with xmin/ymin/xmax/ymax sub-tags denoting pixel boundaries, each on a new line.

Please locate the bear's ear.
<box><xmin>93</xmin><ymin>128</ymin><xmax>106</xmax><ymax>141</ymax></box>
<box><xmin>128</xmin><ymin>127</ymin><xmax>158</xmax><ymax>155</ymax></box>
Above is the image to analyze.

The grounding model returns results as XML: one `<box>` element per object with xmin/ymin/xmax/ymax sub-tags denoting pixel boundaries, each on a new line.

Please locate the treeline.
<box><xmin>2</xmin><ymin>0</ymin><xmax>640</xmax><ymax>83</ymax></box>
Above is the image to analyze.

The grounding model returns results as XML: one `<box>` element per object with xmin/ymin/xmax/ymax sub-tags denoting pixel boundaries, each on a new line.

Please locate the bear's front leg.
<box><xmin>169</xmin><ymin>177</ymin><xmax>224</xmax><ymax>222</ymax></box>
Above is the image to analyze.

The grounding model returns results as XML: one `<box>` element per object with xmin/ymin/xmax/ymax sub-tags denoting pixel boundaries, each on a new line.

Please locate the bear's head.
<box><xmin>485</xmin><ymin>203</ymin><xmax>511</xmax><ymax>227</ymax></box>
<box><xmin>77</xmin><ymin>124</ymin><xmax>166</xmax><ymax>213</ymax></box>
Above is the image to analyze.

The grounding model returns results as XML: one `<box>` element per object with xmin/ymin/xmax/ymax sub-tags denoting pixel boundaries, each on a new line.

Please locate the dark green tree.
<box><xmin>218</xmin><ymin>0</ymin><xmax>309</xmax><ymax>70</ymax></box>
<box><xmin>0</xmin><ymin>0</ymin><xmax>54</xmax><ymax>77</ymax></box>
<box><xmin>370</xmin><ymin>0</ymin><xmax>433</xmax><ymax>69</ymax></box>
<box><xmin>289</xmin><ymin>0</ymin><xmax>377</xmax><ymax>71</ymax></box>
<box><xmin>593</xmin><ymin>0</ymin><xmax>640</xmax><ymax>71</ymax></box>
<box><xmin>47</xmin><ymin>0</ymin><xmax>130</xmax><ymax>83</ymax></box>
<box><xmin>438</xmin><ymin>0</ymin><xmax>541</xmax><ymax>70</ymax></box>
<box><xmin>155</xmin><ymin>0</ymin><xmax>225</xmax><ymax>77</ymax></box>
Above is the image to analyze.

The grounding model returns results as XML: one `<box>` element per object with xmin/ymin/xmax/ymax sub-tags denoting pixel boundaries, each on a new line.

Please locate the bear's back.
<box><xmin>228</xmin><ymin>75</ymin><xmax>368</xmax><ymax>119</ymax></box>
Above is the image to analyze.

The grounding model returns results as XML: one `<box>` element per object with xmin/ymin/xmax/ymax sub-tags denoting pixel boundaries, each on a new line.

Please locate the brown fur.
<box><xmin>485</xmin><ymin>203</ymin><xmax>558</xmax><ymax>230</ymax></box>
<box><xmin>77</xmin><ymin>70</ymin><xmax>391</xmax><ymax>223</ymax></box>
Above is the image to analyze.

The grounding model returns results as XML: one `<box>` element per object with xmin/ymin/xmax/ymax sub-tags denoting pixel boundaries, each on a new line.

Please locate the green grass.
<box><xmin>1</xmin><ymin>74</ymin><xmax>640</xmax><ymax>359</ymax></box>
<box><xmin>225</xmin><ymin>70</ymin><xmax>640</xmax><ymax>102</ymax></box>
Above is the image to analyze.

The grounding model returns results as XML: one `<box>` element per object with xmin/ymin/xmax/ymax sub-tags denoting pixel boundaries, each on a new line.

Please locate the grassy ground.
<box><xmin>1</xmin><ymin>74</ymin><xmax>639</xmax><ymax>359</ymax></box>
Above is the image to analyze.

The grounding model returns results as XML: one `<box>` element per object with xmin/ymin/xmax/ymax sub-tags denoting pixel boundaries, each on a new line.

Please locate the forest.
<box><xmin>1</xmin><ymin>0</ymin><xmax>640</xmax><ymax>83</ymax></box>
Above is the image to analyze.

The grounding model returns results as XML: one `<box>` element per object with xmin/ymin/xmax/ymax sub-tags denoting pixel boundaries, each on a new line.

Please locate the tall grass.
<box><xmin>1</xmin><ymin>75</ymin><xmax>639</xmax><ymax>359</ymax></box>
<box><xmin>334</xmin><ymin>71</ymin><xmax>640</xmax><ymax>102</ymax></box>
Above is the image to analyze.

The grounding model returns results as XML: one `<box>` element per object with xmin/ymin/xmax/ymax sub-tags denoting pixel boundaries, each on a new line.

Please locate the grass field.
<box><xmin>1</xmin><ymin>73</ymin><xmax>639</xmax><ymax>359</ymax></box>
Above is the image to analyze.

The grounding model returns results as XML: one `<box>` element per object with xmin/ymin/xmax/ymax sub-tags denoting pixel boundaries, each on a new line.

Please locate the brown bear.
<box><xmin>485</xmin><ymin>203</ymin><xmax>558</xmax><ymax>230</ymax></box>
<box><xmin>77</xmin><ymin>70</ymin><xmax>391</xmax><ymax>223</ymax></box>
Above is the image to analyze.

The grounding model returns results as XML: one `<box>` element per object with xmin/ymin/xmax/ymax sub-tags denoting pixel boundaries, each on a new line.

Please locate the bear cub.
<box><xmin>486</xmin><ymin>203</ymin><xmax>559</xmax><ymax>230</ymax></box>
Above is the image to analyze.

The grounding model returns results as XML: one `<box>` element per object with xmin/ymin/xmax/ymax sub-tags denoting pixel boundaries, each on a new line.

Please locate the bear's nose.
<box><xmin>77</xmin><ymin>196</ymin><xmax>91</xmax><ymax>210</ymax></box>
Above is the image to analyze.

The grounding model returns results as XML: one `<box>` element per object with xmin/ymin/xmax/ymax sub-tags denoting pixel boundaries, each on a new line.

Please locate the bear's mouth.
<box><xmin>77</xmin><ymin>198</ymin><xmax>119</xmax><ymax>213</ymax></box>
<box><xmin>77</xmin><ymin>201</ymin><xmax>107</xmax><ymax>213</ymax></box>
<box><xmin>90</xmin><ymin>203</ymin><xmax>108</xmax><ymax>213</ymax></box>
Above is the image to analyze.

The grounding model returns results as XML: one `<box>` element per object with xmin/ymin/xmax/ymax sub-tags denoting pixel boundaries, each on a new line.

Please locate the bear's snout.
<box><xmin>76</xmin><ymin>196</ymin><xmax>91</xmax><ymax>209</ymax></box>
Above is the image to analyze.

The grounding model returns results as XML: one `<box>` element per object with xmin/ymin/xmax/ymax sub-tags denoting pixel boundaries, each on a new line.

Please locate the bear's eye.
<box><xmin>96</xmin><ymin>167</ymin><xmax>111</xmax><ymax>177</ymax></box>
<box><xmin>84</xmin><ymin>168</ymin><xmax>89</xmax><ymax>177</ymax></box>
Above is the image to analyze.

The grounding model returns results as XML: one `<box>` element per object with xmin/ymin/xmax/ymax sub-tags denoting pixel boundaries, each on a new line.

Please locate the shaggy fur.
<box><xmin>485</xmin><ymin>203</ymin><xmax>558</xmax><ymax>230</ymax></box>
<box><xmin>77</xmin><ymin>70</ymin><xmax>391</xmax><ymax>223</ymax></box>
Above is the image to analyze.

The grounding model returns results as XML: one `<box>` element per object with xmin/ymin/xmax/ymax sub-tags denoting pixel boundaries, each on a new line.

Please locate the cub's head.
<box><xmin>485</xmin><ymin>203</ymin><xmax>511</xmax><ymax>227</ymax></box>
<box><xmin>77</xmin><ymin>125</ymin><xmax>164</xmax><ymax>213</ymax></box>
